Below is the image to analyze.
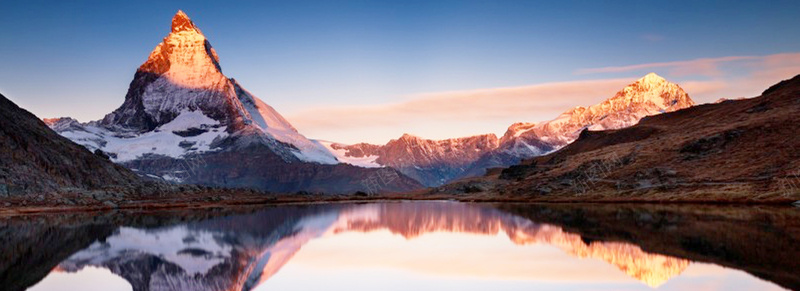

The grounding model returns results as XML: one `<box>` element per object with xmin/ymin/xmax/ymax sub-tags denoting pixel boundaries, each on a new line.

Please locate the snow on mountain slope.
<box><xmin>234</xmin><ymin>80</ymin><xmax>337</xmax><ymax>164</ymax></box>
<box><xmin>52</xmin><ymin>110</ymin><xmax>228</xmax><ymax>162</ymax></box>
<box><xmin>319</xmin><ymin>141</ymin><xmax>382</xmax><ymax>168</ymax></box>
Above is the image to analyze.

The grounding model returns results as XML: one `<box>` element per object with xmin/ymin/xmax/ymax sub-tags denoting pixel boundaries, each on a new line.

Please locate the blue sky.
<box><xmin>1</xmin><ymin>0</ymin><xmax>799</xmax><ymax>143</ymax></box>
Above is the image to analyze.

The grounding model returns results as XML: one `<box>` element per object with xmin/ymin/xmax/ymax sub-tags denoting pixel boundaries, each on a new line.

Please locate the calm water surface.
<box><xmin>1</xmin><ymin>202</ymin><xmax>797</xmax><ymax>291</ymax></box>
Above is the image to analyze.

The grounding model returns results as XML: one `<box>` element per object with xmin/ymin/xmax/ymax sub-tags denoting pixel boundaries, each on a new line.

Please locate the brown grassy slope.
<box><xmin>490</xmin><ymin>75</ymin><xmax>800</xmax><ymax>202</ymax></box>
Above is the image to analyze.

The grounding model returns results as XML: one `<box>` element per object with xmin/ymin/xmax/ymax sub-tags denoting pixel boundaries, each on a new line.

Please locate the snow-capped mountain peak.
<box><xmin>52</xmin><ymin>10</ymin><xmax>338</xmax><ymax>166</ymax></box>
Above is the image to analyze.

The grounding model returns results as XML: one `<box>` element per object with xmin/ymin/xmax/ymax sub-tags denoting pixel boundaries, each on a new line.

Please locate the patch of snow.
<box><xmin>157</xmin><ymin>109</ymin><xmax>219</xmax><ymax>131</ymax></box>
<box><xmin>318</xmin><ymin>141</ymin><xmax>382</xmax><ymax>168</ymax></box>
<box><xmin>234</xmin><ymin>81</ymin><xmax>339</xmax><ymax>165</ymax></box>
<box><xmin>162</xmin><ymin>174</ymin><xmax>183</xmax><ymax>183</ymax></box>
<box><xmin>57</xmin><ymin>110</ymin><xmax>227</xmax><ymax>162</ymax></box>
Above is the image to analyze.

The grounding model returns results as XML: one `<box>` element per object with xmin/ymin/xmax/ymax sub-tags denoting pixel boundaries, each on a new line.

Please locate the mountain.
<box><xmin>47</xmin><ymin>11</ymin><xmax>421</xmax><ymax>194</ymax></box>
<box><xmin>467</xmin><ymin>74</ymin><xmax>800</xmax><ymax>202</ymax></box>
<box><xmin>0</xmin><ymin>92</ymin><xmax>143</xmax><ymax>201</ymax></box>
<box><xmin>328</xmin><ymin>73</ymin><xmax>694</xmax><ymax>186</ymax></box>
<box><xmin>323</xmin><ymin>133</ymin><xmax>499</xmax><ymax>186</ymax></box>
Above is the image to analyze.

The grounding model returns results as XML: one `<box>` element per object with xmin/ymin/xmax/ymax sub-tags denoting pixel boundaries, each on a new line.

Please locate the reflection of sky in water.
<box><xmin>27</xmin><ymin>203</ymin><xmax>787</xmax><ymax>291</ymax></box>
<box><xmin>259</xmin><ymin>231</ymin><xmax>781</xmax><ymax>291</ymax></box>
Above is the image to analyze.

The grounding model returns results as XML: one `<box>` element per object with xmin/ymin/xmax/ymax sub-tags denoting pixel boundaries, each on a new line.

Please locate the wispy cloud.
<box><xmin>575</xmin><ymin>55</ymin><xmax>761</xmax><ymax>76</ymax></box>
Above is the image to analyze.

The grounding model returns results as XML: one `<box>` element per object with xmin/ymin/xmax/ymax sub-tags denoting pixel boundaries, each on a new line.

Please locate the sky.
<box><xmin>1</xmin><ymin>0</ymin><xmax>799</xmax><ymax>144</ymax></box>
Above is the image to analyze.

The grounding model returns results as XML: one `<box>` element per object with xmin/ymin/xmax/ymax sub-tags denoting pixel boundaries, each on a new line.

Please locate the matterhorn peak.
<box><xmin>171</xmin><ymin>10</ymin><xmax>199</xmax><ymax>33</ymax></box>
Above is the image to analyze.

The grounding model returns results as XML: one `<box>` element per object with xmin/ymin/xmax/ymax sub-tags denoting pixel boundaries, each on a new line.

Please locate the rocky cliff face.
<box><xmin>0</xmin><ymin>93</ymin><xmax>142</xmax><ymax>199</ymax></box>
<box><xmin>47</xmin><ymin>11</ymin><xmax>422</xmax><ymax>194</ymax></box>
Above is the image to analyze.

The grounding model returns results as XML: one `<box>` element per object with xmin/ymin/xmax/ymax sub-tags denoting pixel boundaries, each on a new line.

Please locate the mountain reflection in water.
<box><xmin>1</xmin><ymin>202</ymin><xmax>795</xmax><ymax>291</ymax></box>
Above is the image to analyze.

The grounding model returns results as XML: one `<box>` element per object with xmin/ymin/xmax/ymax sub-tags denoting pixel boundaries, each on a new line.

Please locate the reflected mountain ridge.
<box><xmin>2</xmin><ymin>202</ymin><xmax>796</xmax><ymax>291</ymax></box>
<box><xmin>50</xmin><ymin>203</ymin><xmax>686</xmax><ymax>290</ymax></box>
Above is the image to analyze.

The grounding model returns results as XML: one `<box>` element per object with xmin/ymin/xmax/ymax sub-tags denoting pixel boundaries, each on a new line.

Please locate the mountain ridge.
<box><xmin>329</xmin><ymin>73</ymin><xmax>695</xmax><ymax>186</ymax></box>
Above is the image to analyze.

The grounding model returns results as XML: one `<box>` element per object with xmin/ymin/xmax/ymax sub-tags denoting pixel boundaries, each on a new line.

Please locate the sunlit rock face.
<box><xmin>56</xmin><ymin>203</ymin><xmax>688</xmax><ymax>290</ymax></box>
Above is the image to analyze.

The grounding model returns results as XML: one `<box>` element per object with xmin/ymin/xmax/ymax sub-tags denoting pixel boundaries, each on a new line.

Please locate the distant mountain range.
<box><xmin>328</xmin><ymin>73</ymin><xmax>695</xmax><ymax>186</ymax></box>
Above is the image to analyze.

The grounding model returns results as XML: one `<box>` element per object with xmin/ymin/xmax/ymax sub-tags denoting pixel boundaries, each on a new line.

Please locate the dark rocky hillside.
<box><xmin>0</xmin><ymin>93</ymin><xmax>143</xmax><ymax>201</ymax></box>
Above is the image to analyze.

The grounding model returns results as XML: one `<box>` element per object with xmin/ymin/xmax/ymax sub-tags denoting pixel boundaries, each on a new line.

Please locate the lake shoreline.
<box><xmin>2</xmin><ymin>190</ymin><xmax>798</xmax><ymax>216</ymax></box>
